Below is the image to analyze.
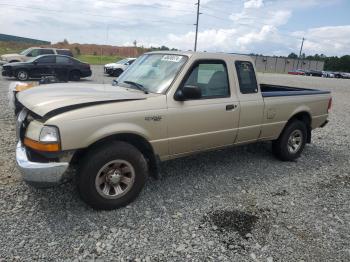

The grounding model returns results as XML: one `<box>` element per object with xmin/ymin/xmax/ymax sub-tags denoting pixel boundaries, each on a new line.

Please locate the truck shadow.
<box><xmin>26</xmin><ymin>141</ymin><xmax>339</xmax><ymax>238</ymax></box>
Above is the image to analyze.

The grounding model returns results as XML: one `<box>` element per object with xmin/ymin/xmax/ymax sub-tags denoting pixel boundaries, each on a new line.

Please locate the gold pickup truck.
<box><xmin>15</xmin><ymin>51</ymin><xmax>332</xmax><ymax>210</ymax></box>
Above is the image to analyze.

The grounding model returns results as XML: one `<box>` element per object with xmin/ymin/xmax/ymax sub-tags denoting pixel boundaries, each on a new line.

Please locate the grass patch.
<box><xmin>0</xmin><ymin>47</ymin><xmax>22</xmax><ymax>56</ymax></box>
<box><xmin>76</xmin><ymin>55</ymin><xmax>123</xmax><ymax>65</ymax></box>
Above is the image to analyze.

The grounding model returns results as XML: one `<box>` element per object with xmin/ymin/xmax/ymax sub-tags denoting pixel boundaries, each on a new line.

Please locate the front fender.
<box><xmin>85</xmin><ymin>122</ymin><xmax>151</xmax><ymax>148</ymax></box>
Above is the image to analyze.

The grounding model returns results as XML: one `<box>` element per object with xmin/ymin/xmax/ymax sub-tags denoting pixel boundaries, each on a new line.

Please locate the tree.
<box><xmin>74</xmin><ymin>46</ymin><xmax>81</xmax><ymax>56</ymax></box>
<box><xmin>63</xmin><ymin>39</ymin><xmax>69</xmax><ymax>45</ymax></box>
<box><xmin>287</xmin><ymin>52</ymin><xmax>298</xmax><ymax>59</ymax></box>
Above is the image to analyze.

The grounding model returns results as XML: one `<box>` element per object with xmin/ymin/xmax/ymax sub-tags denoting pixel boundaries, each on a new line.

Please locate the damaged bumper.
<box><xmin>16</xmin><ymin>141</ymin><xmax>69</xmax><ymax>188</ymax></box>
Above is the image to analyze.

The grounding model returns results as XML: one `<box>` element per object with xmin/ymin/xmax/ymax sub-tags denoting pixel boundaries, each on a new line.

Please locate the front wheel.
<box><xmin>272</xmin><ymin>120</ymin><xmax>307</xmax><ymax>161</ymax></box>
<box><xmin>77</xmin><ymin>141</ymin><xmax>148</xmax><ymax>210</ymax></box>
<box><xmin>113</xmin><ymin>69</ymin><xmax>123</xmax><ymax>77</ymax></box>
<box><xmin>16</xmin><ymin>70</ymin><xmax>29</xmax><ymax>81</ymax></box>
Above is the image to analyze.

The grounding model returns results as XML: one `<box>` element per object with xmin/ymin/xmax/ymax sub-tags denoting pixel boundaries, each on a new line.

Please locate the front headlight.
<box><xmin>24</xmin><ymin>125</ymin><xmax>61</xmax><ymax>152</ymax></box>
<box><xmin>39</xmin><ymin>126</ymin><xmax>60</xmax><ymax>142</ymax></box>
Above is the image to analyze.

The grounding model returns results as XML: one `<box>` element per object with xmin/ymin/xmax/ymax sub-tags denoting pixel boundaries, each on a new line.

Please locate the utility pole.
<box><xmin>299</xmin><ymin>37</ymin><xmax>305</xmax><ymax>58</ymax></box>
<box><xmin>297</xmin><ymin>37</ymin><xmax>305</xmax><ymax>69</ymax></box>
<box><xmin>194</xmin><ymin>0</ymin><xmax>201</xmax><ymax>51</ymax></box>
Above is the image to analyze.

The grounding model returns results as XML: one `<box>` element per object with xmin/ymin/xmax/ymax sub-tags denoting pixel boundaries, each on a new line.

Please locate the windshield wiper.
<box><xmin>123</xmin><ymin>81</ymin><xmax>148</xmax><ymax>94</ymax></box>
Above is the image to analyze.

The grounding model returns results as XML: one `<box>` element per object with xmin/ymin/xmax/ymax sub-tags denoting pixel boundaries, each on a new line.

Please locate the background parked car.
<box><xmin>288</xmin><ymin>69</ymin><xmax>305</xmax><ymax>75</ymax></box>
<box><xmin>305</xmin><ymin>70</ymin><xmax>323</xmax><ymax>77</ymax></box>
<box><xmin>322</xmin><ymin>71</ymin><xmax>335</xmax><ymax>78</ymax></box>
<box><xmin>104</xmin><ymin>57</ymin><xmax>136</xmax><ymax>77</ymax></box>
<box><xmin>2</xmin><ymin>54</ymin><xmax>91</xmax><ymax>81</ymax></box>
<box><xmin>0</xmin><ymin>47</ymin><xmax>73</xmax><ymax>66</ymax></box>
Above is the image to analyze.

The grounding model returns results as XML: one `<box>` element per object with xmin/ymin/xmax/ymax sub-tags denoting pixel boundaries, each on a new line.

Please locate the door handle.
<box><xmin>226</xmin><ymin>104</ymin><xmax>237</xmax><ymax>111</ymax></box>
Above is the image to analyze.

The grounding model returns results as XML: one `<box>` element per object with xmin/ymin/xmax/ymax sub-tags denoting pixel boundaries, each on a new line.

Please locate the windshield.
<box><xmin>19</xmin><ymin>48</ymin><xmax>32</xmax><ymax>55</ymax></box>
<box><xmin>117</xmin><ymin>54</ymin><xmax>187</xmax><ymax>94</ymax></box>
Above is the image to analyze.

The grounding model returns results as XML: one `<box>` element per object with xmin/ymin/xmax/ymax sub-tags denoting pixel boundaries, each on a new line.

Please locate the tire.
<box><xmin>113</xmin><ymin>69</ymin><xmax>123</xmax><ymax>77</ymax></box>
<box><xmin>16</xmin><ymin>69</ymin><xmax>29</xmax><ymax>81</ymax></box>
<box><xmin>77</xmin><ymin>141</ymin><xmax>148</xmax><ymax>210</ymax></box>
<box><xmin>69</xmin><ymin>70</ymin><xmax>81</xmax><ymax>81</ymax></box>
<box><xmin>272</xmin><ymin>120</ymin><xmax>307</xmax><ymax>161</ymax></box>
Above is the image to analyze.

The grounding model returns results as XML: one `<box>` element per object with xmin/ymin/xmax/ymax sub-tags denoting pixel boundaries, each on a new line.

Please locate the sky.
<box><xmin>0</xmin><ymin>0</ymin><xmax>350</xmax><ymax>56</ymax></box>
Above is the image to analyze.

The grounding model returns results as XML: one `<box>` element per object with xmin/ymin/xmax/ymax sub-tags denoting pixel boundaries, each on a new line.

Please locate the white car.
<box><xmin>104</xmin><ymin>58</ymin><xmax>136</xmax><ymax>77</ymax></box>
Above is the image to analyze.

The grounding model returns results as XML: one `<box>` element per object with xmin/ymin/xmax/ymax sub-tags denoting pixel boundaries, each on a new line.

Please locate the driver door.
<box><xmin>166</xmin><ymin>59</ymin><xmax>239</xmax><ymax>156</ymax></box>
<box><xmin>30</xmin><ymin>55</ymin><xmax>56</xmax><ymax>78</ymax></box>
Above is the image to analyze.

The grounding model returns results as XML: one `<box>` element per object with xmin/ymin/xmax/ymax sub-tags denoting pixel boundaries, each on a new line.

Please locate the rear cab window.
<box><xmin>235</xmin><ymin>61</ymin><xmax>258</xmax><ymax>94</ymax></box>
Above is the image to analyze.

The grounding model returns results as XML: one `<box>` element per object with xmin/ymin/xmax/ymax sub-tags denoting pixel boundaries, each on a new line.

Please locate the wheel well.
<box><xmin>286</xmin><ymin>112</ymin><xmax>312</xmax><ymax>143</ymax></box>
<box><xmin>72</xmin><ymin>133</ymin><xmax>160</xmax><ymax>178</ymax></box>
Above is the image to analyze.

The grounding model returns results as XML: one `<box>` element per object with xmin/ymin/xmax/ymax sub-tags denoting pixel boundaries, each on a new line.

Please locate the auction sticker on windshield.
<box><xmin>161</xmin><ymin>55</ymin><xmax>183</xmax><ymax>62</ymax></box>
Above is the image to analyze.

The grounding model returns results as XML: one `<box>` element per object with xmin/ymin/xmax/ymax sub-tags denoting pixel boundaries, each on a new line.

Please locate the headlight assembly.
<box><xmin>39</xmin><ymin>126</ymin><xmax>60</xmax><ymax>142</ymax></box>
<box><xmin>24</xmin><ymin>126</ymin><xmax>61</xmax><ymax>152</ymax></box>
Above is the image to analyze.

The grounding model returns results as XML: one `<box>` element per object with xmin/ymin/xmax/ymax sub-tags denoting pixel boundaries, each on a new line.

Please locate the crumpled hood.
<box><xmin>17</xmin><ymin>83</ymin><xmax>149</xmax><ymax>117</ymax></box>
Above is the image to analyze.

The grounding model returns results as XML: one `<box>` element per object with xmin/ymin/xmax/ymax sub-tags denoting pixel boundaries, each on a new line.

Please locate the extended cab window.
<box><xmin>235</xmin><ymin>61</ymin><xmax>258</xmax><ymax>94</ymax></box>
<box><xmin>184</xmin><ymin>61</ymin><xmax>229</xmax><ymax>98</ymax></box>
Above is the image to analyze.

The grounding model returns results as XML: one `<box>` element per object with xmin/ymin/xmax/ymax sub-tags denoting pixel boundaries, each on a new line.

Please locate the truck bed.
<box><xmin>261</xmin><ymin>84</ymin><xmax>330</xmax><ymax>97</ymax></box>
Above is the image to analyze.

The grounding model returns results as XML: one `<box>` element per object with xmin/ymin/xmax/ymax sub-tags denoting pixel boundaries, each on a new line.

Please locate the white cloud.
<box><xmin>0</xmin><ymin>0</ymin><xmax>348</xmax><ymax>56</ymax></box>
<box><xmin>244</xmin><ymin>0</ymin><xmax>264</xmax><ymax>9</ymax></box>
<box><xmin>293</xmin><ymin>25</ymin><xmax>350</xmax><ymax>56</ymax></box>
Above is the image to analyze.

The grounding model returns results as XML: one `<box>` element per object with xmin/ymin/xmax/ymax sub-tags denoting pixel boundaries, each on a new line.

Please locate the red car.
<box><xmin>288</xmin><ymin>69</ymin><xmax>305</xmax><ymax>75</ymax></box>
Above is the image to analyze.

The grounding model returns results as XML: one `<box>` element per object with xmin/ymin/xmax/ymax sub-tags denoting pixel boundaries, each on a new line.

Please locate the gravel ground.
<box><xmin>0</xmin><ymin>66</ymin><xmax>349</xmax><ymax>261</ymax></box>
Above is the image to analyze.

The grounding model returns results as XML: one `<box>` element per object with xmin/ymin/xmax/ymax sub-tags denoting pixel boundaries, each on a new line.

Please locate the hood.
<box><xmin>17</xmin><ymin>83</ymin><xmax>150</xmax><ymax>118</ymax></box>
<box><xmin>105</xmin><ymin>63</ymin><xmax>120</xmax><ymax>68</ymax></box>
<box><xmin>4</xmin><ymin>61</ymin><xmax>28</xmax><ymax>67</ymax></box>
<box><xmin>1</xmin><ymin>53</ymin><xmax>22</xmax><ymax>59</ymax></box>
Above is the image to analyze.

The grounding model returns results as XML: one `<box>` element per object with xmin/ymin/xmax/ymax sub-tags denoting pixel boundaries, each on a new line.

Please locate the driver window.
<box><xmin>28</xmin><ymin>49</ymin><xmax>40</xmax><ymax>57</ymax></box>
<box><xmin>36</xmin><ymin>56</ymin><xmax>55</xmax><ymax>64</ymax></box>
<box><xmin>183</xmin><ymin>61</ymin><xmax>229</xmax><ymax>98</ymax></box>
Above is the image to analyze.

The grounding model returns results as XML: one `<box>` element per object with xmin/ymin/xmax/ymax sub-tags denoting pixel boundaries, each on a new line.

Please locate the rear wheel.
<box><xmin>272</xmin><ymin>120</ymin><xmax>307</xmax><ymax>161</ymax></box>
<box><xmin>77</xmin><ymin>141</ymin><xmax>148</xmax><ymax>210</ymax></box>
<box><xmin>69</xmin><ymin>70</ymin><xmax>81</xmax><ymax>81</ymax></box>
<box><xmin>16</xmin><ymin>70</ymin><xmax>29</xmax><ymax>81</ymax></box>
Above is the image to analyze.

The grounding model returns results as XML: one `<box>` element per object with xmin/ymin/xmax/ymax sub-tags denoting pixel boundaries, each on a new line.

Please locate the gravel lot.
<box><xmin>0</xmin><ymin>66</ymin><xmax>349</xmax><ymax>261</ymax></box>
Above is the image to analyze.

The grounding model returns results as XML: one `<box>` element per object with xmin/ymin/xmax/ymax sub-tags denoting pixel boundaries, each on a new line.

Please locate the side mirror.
<box><xmin>26</xmin><ymin>53</ymin><xmax>32</xmax><ymax>57</ymax></box>
<box><xmin>33</xmin><ymin>61</ymin><xmax>38</xmax><ymax>65</ymax></box>
<box><xmin>175</xmin><ymin>85</ymin><xmax>201</xmax><ymax>101</ymax></box>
